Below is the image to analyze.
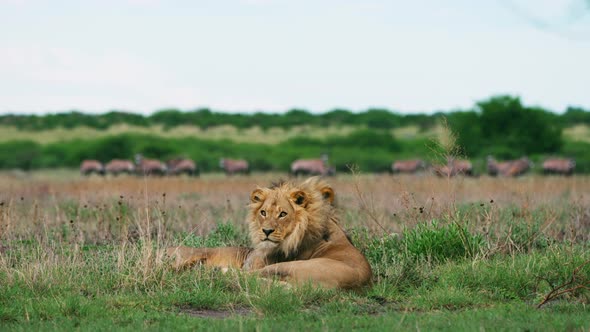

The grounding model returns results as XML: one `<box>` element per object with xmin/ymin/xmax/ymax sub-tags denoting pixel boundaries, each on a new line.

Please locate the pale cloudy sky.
<box><xmin>1</xmin><ymin>0</ymin><xmax>589</xmax><ymax>114</ymax></box>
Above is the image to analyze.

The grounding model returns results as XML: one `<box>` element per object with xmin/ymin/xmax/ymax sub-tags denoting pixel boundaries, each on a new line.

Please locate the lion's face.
<box><xmin>249</xmin><ymin>186</ymin><xmax>307</xmax><ymax>247</ymax></box>
<box><xmin>248</xmin><ymin>177</ymin><xmax>333</xmax><ymax>255</ymax></box>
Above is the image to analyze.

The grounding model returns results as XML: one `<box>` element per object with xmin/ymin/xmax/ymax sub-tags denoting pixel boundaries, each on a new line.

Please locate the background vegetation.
<box><xmin>1</xmin><ymin>95</ymin><xmax>589</xmax><ymax>173</ymax></box>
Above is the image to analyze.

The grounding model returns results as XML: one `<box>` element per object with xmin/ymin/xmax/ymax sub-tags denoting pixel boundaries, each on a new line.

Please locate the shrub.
<box><xmin>562</xmin><ymin>141</ymin><xmax>590</xmax><ymax>173</ymax></box>
<box><xmin>401</xmin><ymin>220</ymin><xmax>484</xmax><ymax>263</ymax></box>
<box><xmin>0</xmin><ymin>140</ymin><xmax>41</xmax><ymax>170</ymax></box>
<box><xmin>478</xmin><ymin>96</ymin><xmax>563</xmax><ymax>155</ymax></box>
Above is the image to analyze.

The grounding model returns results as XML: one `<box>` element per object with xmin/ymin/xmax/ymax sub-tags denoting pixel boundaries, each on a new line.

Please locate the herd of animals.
<box><xmin>80</xmin><ymin>154</ymin><xmax>576</xmax><ymax>177</ymax></box>
<box><xmin>80</xmin><ymin>155</ymin><xmax>249</xmax><ymax>176</ymax></box>
<box><xmin>395</xmin><ymin>156</ymin><xmax>576</xmax><ymax>177</ymax></box>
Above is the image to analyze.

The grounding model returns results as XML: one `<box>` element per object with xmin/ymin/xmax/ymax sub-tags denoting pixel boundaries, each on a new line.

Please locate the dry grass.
<box><xmin>563</xmin><ymin>124</ymin><xmax>590</xmax><ymax>143</ymax></box>
<box><xmin>0</xmin><ymin>172</ymin><xmax>587</xmax><ymax>244</ymax></box>
<box><xmin>0</xmin><ymin>124</ymin><xmax>362</xmax><ymax>145</ymax></box>
<box><xmin>0</xmin><ymin>123</ymin><xmax>451</xmax><ymax>145</ymax></box>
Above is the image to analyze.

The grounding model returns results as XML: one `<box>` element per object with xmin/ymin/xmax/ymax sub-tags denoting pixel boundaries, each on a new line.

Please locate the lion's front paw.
<box><xmin>243</xmin><ymin>252</ymin><xmax>268</xmax><ymax>271</ymax></box>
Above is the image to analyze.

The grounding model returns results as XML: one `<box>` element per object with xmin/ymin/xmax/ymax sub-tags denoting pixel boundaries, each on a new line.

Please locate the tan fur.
<box><xmin>166</xmin><ymin>177</ymin><xmax>372</xmax><ymax>290</ymax></box>
<box><xmin>167</xmin><ymin>246</ymin><xmax>251</xmax><ymax>270</ymax></box>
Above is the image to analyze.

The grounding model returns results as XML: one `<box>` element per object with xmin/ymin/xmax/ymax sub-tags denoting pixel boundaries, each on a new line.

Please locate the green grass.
<box><xmin>1</xmin><ymin>226</ymin><xmax>588</xmax><ymax>331</ymax></box>
<box><xmin>4</xmin><ymin>303</ymin><xmax>590</xmax><ymax>331</ymax></box>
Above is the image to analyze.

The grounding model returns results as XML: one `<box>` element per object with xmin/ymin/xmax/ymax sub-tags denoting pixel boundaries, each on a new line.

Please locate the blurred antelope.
<box><xmin>486</xmin><ymin>156</ymin><xmax>510</xmax><ymax>176</ymax></box>
<box><xmin>391</xmin><ymin>159</ymin><xmax>426</xmax><ymax>174</ymax></box>
<box><xmin>542</xmin><ymin>158</ymin><xmax>575</xmax><ymax>176</ymax></box>
<box><xmin>105</xmin><ymin>159</ymin><xmax>135</xmax><ymax>176</ymax></box>
<box><xmin>167</xmin><ymin>158</ymin><xmax>198</xmax><ymax>176</ymax></box>
<box><xmin>433</xmin><ymin>158</ymin><xmax>473</xmax><ymax>177</ymax></box>
<box><xmin>135</xmin><ymin>154</ymin><xmax>167</xmax><ymax>176</ymax></box>
<box><xmin>80</xmin><ymin>160</ymin><xmax>104</xmax><ymax>176</ymax></box>
<box><xmin>219</xmin><ymin>158</ymin><xmax>249</xmax><ymax>175</ymax></box>
<box><xmin>291</xmin><ymin>154</ymin><xmax>335</xmax><ymax>176</ymax></box>
<box><xmin>487</xmin><ymin>156</ymin><xmax>532</xmax><ymax>177</ymax></box>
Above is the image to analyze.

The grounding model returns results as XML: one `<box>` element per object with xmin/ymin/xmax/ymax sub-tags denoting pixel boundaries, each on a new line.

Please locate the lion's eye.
<box><xmin>279</xmin><ymin>211</ymin><xmax>287</xmax><ymax>218</ymax></box>
<box><xmin>260</xmin><ymin>210</ymin><xmax>266</xmax><ymax>217</ymax></box>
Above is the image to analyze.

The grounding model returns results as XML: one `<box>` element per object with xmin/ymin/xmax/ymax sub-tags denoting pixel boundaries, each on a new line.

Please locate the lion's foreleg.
<box><xmin>242</xmin><ymin>242</ymin><xmax>278</xmax><ymax>271</ymax></box>
<box><xmin>242</xmin><ymin>250</ymin><xmax>269</xmax><ymax>271</ymax></box>
<box><xmin>166</xmin><ymin>246</ymin><xmax>251</xmax><ymax>270</ymax></box>
<box><xmin>255</xmin><ymin>258</ymin><xmax>363</xmax><ymax>289</ymax></box>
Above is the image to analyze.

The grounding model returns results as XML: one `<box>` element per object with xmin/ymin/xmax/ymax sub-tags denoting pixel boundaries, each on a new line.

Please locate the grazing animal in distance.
<box><xmin>135</xmin><ymin>154</ymin><xmax>167</xmax><ymax>176</ymax></box>
<box><xmin>486</xmin><ymin>156</ymin><xmax>510</xmax><ymax>176</ymax></box>
<box><xmin>391</xmin><ymin>159</ymin><xmax>426</xmax><ymax>174</ymax></box>
<box><xmin>433</xmin><ymin>158</ymin><xmax>473</xmax><ymax>177</ymax></box>
<box><xmin>167</xmin><ymin>158</ymin><xmax>198</xmax><ymax>176</ymax></box>
<box><xmin>220</xmin><ymin>158</ymin><xmax>249</xmax><ymax>175</ymax></box>
<box><xmin>105</xmin><ymin>159</ymin><xmax>135</xmax><ymax>176</ymax></box>
<box><xmin>542</xmin><ymin>158</ymin><xmax>575</xmax><ymax>176</ymax></box>
<box><xmin>487</xmin><ymin>156</ymin><xmax>532</xmax><ymax>177</ymax></box>
<box><xmin>504</xmin><ymin>157</ymin><xmax>532</xmax><ymax>177</ymax></box>
<box><xmin>291</xmin><ymin>154</ymin><xmax>335</xmax><ymax>176</ymax></box>
<box><xmin>452</xmin><ymin>159</ymin><xmax>473</xmax><ymax>176</ymax></box>
<box><xmin>167</xmin><ymin>177</ymin><xmax>372</xmax><ymax>290</ymax></box>
<box><xmin>80</xmin><ymin>160</ymin><xmax>105</xmax><ymax>176</ymax></box>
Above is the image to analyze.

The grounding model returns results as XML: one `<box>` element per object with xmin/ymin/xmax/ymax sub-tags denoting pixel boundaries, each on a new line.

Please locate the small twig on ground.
<box><xmin>537</xmin><ymin>259</ymin><xmax>590</xmax><ymax>308</ymax></box>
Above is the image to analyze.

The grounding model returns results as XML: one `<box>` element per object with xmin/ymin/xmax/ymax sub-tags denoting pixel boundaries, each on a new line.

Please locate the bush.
<box><xmin>0</xmin><ymin>141</ymin><xmax>41</xmax><ymax>170</ymax></box>
<box><xmin>401</xmin><ymin>220</ymin><xmax>484</xmax><ymax>263</ymax></box>
<box><xmin>446</xmin><ymin>111</ymin><xmax>483</xmax><ymax>157</ymax></box>
<box><xmin>356</xmin><ymin>219</ymin><xmax>484</xmax><ymax>266</ymax></box>
<box><xmin>562</xmin><ymin>141</ymin><xmax>590</xmax><ymax>173</ymax></box>
<box><xmin>478</xmin><ymin>96</ymin><xmax>562</xmax><ymax>155</ymax></box>
<box><xmin>562</xmin><ymin>107</ymin><xmax>590</xmax><ymax>126</ymax></box>
<box><xmin>447</xmin><ymin>96</ymin><xmax>565</xmax><ymax>158</ymax></box>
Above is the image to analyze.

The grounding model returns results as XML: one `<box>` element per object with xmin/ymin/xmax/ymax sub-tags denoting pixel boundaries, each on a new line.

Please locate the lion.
<box><xmin>166</xmin><ymin>177</ymin><xmax>372</xmax><ymax>289</ymax></box>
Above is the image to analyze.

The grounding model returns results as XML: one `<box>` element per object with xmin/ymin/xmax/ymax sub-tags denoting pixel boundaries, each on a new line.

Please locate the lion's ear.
<box><xmin>250</xmin><ymin>188</ymin><xmax>265</xmax><ymax>203</ymax></box>
<box><xmin>320</xmin><ymin>186</ymin><xmax>334</xmax><ymax>205</ymax></box>
<box><xmin>290</xmin><ymin>190</ymin><xmax>308</xmax><ymax>207</ymax></box>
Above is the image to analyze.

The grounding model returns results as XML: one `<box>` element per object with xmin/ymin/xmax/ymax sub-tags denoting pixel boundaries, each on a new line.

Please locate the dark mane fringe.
<box><xmin>269</xmin><ymin>179</ymin><xmax>287</xmax><ymax>189</ymax></box>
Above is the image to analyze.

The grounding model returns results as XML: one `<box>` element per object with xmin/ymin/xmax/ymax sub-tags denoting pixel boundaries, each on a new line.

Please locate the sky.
<box><xmin>1</xmin><ymin>0</ymin><xmax>589</xmax><ymax>115</ymax></box>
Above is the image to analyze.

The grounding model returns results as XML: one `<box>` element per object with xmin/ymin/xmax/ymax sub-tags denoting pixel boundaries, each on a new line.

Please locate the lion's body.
<box><xmin>168</xmin><ymin>246</ymin><xmax>251</xmax><ymax>271</ymax></box>
<box><xmin>166</xmin><ymin>177</ymin><xmax>372</xmax><ymax>290</ymax></box>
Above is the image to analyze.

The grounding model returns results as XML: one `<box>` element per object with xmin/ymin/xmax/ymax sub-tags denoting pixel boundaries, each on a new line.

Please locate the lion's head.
<box><xmin>248</xmin><ymin>177</ymin><xmax>334</xmax><ymax>256</ymax></box>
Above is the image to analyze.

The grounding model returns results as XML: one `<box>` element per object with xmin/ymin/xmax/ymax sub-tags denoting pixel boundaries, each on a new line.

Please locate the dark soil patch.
<box><xmin>0</xmin><ymin>244</ymin><xmax>10</xmax><ymax>254</ymax></box>
<box><xmin>179</xmin><ymin>306</ymin><xmax>252</xmax><ymax>319</ymax></box>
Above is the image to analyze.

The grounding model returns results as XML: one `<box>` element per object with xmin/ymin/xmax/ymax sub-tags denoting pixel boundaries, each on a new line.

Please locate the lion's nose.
<box><xmin>262</xmin><ymin>228</ymin><xmax>275</xmax><ymax>237</ymax></box>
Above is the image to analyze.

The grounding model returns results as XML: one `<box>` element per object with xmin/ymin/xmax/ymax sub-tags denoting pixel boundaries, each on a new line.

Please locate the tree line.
<box><xmin>0</xmin><ymin>95</ymin><xmax>588</xmax><ymax>173</ymax></box>
<box><xmin>2</xmin><ymin>95</ymin><xmax>588</xmax><ymax>132</ymax></box>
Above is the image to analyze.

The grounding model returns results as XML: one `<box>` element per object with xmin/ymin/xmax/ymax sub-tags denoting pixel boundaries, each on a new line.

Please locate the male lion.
<box><xmin>166</xmin><ymin>177</ymin><xmax>372</xmax><ymax>289</ymax></box>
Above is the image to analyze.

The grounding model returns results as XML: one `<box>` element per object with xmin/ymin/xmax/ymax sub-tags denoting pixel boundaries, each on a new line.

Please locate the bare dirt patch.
<box><xmin>178</xmin><ymin>306</ymin><xmax>252</xmax><ymax>319</ymax></box>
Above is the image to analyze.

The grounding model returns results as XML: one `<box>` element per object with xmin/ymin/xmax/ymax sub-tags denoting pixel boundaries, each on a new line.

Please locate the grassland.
<box><xmin>0</xmin><ymin>172</ymin><xmax>589</xmax><ymax>331</ymax></box>
<box><xmin>0</xmin><ymin>123</ymin><xmax>444</xmax><ymax>145</ymax></box>
<box><xmin>1</xmin><ymin>122</ymin><xmax>587</xmax><ymax>145</ymax></box>
<box><xmin>564</xmin><ymin>124</ymin><xmax>590</xmax><ymax>143</ymax></box>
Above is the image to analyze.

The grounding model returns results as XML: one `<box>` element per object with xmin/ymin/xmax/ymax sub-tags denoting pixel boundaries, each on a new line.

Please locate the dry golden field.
<box><xmin>1</xmin><ymin>171</ymin><xmax>588</xmax><ymax>246</ymax></box>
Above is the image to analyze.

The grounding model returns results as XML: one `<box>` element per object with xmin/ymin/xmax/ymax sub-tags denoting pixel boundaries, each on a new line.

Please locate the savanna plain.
<box><xmin>0</xmin><ymin>171</ymin><xmax>589</xmax><ymax>331</ymax></box>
